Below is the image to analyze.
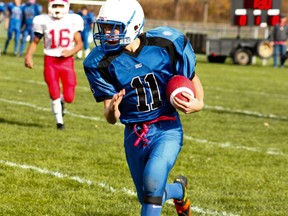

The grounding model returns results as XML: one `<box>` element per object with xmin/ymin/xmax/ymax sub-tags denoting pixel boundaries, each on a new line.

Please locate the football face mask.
<box><xmin>93</xmin><ymin>0</ymin><xmax>144</xmax><ymax>52</ymax></box>
<box><xmin>48</xmin><ymin>0</ymin><xmax>69</xmax><ymax>19</ymax></box>
<box><xmin>93</xmin><ymin>20</ymin><xmax>127</xmax><ymax>52</ymax></box>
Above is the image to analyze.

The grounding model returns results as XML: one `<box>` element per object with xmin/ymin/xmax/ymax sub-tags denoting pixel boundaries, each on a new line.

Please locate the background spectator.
<box><xmin>269</xmin><ymin>14</ymin><xmax>288</xmax><ymax>68</ymax></box>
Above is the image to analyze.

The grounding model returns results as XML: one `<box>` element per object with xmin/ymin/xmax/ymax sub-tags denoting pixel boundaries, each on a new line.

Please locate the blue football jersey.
<box><xmin>84</xmin><ymin>26</ymin><xmax>196</xmax><ymax>124</ymax></box>
<box><xmin>7</xmin><ymin>2</ymin><xmax>23</xmax><ymax>29</ymax></box>
<box><xmin>78</xmin><ymin>11</ymin><xmax>95</xmax><ymax>32</ymax></box>
<box><xmin>22</xmin><ymin>3</ymin><xmax>42</xmax><ymax>26</ymax></box>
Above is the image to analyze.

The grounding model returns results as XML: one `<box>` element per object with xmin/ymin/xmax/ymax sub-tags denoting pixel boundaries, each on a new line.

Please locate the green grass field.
<box><xmin>0</xmin><ymin>37</ymin><xmax>288</xmax><ymax>216</ymax></box>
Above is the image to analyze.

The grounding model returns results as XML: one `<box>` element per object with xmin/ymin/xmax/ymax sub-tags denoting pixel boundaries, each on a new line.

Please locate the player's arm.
<box><xmin>191</xmin><ymin>74</ymin><xmax>204</xmax><ymax>109</ymax></box>
<box><xmin>61</xmin><ymin>31</ymin><xmax>83</xmax><ymax>57</ymax></box>
<box><xmin>24</xmin><ymin>33</ymin><xmax>41</xmax><ymax>69</ymax></box>
<box><xmin>4</xmin><ymin>13</ymin><xmax>9</xmax><ymax>30</ymax></box>
<box><xmin>173</xmin><ymin>33</ymin><xmax>204</xmax><ymax>113</ymax></box>
<box><xmin>174</xmin><ymin>74</ymin><xmax>204</xmax><ymax>114</ymax></box>
<box><xmin>103</xmin><ymin>89</ymin><xmax>126</xmax><ymax>124</ymax></box>
<box><xmin>4</xmin><ymin>5</ymin><xmax>13</xmax><ymax>30</ymax></box>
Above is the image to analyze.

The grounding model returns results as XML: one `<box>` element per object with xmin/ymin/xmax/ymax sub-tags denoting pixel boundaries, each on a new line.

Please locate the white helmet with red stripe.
<box><xmin>48</xmin><ymin>0</ymin><xmax>69</xmax><ymax>19</ymax></box>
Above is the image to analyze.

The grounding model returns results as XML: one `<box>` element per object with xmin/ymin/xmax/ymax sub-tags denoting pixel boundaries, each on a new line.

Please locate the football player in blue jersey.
<box><xmin>83</xmin><ymin>0</ymin><xmax>204</xmax><ymax>215</ymax></box>
<box><xmin>3</xmin><ymin>0</ymin><xmax>23</xmax><ymax>55</ymax></box>
<box><xmin>19</xmin><ymin>0</ymin><xmax>42</xmax><ymax>56</ymax></box>
<box><xmin>76</xmin><ymin>6</ymin><xmax>95</xmax><ymax>59</ymax></box>
<box><xmin>0</xmin><ymin>2</ymin><xmax>6</xmax><ymax>22</ymax></box>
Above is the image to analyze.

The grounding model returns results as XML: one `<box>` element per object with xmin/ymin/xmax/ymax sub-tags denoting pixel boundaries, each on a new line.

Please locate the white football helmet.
<box><xmin>94</xmin><ymin>0</ymin><xmax>145</xmax><ymax>52</ymax></box>
<box><xmin>48</xmin><ymin>0</ymin><xmax>69</xmax><ymax>19</ymax></box>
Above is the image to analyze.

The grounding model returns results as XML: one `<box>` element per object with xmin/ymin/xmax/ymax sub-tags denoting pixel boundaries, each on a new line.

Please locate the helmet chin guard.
<box><xmin>48</xmin><ymin>0</ymin><xmax>69</xmax><ymax>19</ymax></box>
<box><xmin>93</xmin><ymin>0</ymin><xmax>144</xmax><ymax>52</ymax></box>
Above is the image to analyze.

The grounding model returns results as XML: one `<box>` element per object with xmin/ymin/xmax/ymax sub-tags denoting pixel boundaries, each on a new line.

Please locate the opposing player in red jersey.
<box><xmin>25</xmin><ymin>0</ymin><xmax>83</xmax><ymax>130</ymax></box>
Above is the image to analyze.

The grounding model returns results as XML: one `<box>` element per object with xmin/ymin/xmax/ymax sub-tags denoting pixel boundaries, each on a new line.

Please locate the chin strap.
<box><xmin>133</xmin><ymin>116</ymin><xmax>177</xmax><ymax>147</ymax></box>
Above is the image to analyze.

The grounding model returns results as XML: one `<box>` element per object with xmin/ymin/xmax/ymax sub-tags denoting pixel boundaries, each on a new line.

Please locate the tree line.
<box><xmin>2</xmin><ymin>0</ymin><xmax>287</xmax><ymax>24</ymax></box>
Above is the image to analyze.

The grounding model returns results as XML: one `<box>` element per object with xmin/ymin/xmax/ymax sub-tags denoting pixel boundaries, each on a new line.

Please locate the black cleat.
<box><xmin>173</xmin><ymin>175</ymin><xmax>191</xmax><ymax>216</ymax></box>
<box><xmin>57</xmin><ymin>123</ymin><xmax>65</xmax><ymax>130</ymax></box>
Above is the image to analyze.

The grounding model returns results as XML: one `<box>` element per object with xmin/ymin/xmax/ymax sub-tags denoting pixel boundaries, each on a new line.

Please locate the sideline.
<box><xmin>0</xmin><ymin>160</ymin><xmax>239</xmax><ymax>216</ymax></box>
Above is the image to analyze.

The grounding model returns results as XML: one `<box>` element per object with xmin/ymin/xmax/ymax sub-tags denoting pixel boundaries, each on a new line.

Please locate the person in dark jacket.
<box><xmin>270</xmin><ymin>14</ymin><xmax>288</xmax><ymax>68</ymax></box>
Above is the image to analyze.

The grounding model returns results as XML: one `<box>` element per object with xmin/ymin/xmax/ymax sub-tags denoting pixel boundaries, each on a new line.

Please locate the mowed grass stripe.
<box><xmin>0</xmin><ymin>97</ymin><xmax>285</xmax><ymax>157</ymax></box>
<box><xmin>0</xmin><ymin>160</ymin><xmax>239</xmax><ymax>216</ymax></box>
<box><xmin>1</xmin><ymin>42</ymin><xmax>288</xmax><ymax>215</ymax></box>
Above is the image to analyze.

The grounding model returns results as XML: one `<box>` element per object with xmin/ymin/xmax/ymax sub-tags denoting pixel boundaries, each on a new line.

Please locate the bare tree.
<box><xmin>203</xmin><ymin>0</ymin><xmax>209</xmax><ymax>23</ymax></box>
<box><xmin>174</xmin><ymin>0</ymin><xmax>181</xmax><ymax>20</ymax></box>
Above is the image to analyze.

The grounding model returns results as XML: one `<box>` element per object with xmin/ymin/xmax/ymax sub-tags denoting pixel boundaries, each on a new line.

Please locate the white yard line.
<box><xmin>0</xmin><ymin>160</ymin><xmax>239</xmax><ymax>216</ymax></box>
<box><xmin>0</xmin><ymin>76</ymin><xmax>90</xmax><ymax>91</ymax></box>
<box><xmin>204</xmin><ymin>86</ymin><xmax>288</xmax><ymax>99</ymax></box>
<box><xmin>204</xmin><ymin>105</ymin><xmax>288</xmax><ymax>120</ymax></box>
<box><xmin>0</xmin><ymin>97</ymin><xmax>286</xmax><ymax>157</ymax></box>
<box><xmin>184</xmin><ymin>136</ymin><xmax>284</xmax><ymax>156</ymax></box>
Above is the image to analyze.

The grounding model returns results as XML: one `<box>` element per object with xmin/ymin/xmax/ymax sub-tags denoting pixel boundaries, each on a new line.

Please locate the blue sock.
<box><xmin>141</xmin><ymin>203</ymin><xmax>162</xmax><ymax>216</ymax></box>
<box><xmin>162</xmin><ymin>183</ymin><xmax>183</xmax><ymax>202</ymax></box>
